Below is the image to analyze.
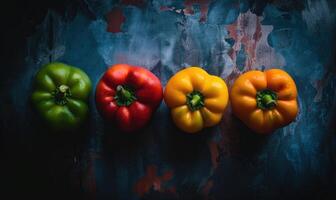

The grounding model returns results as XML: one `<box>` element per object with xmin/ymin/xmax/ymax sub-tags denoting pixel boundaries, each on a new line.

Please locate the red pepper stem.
<box><xmin>115</xmin><ymin>85</ymin><xmax>136</xmax><ymax>106</ymax></box>
<box><xmin>117</xmin><ymin>85</ymin><xmax>132</xmax><ymax>99</ymax></box>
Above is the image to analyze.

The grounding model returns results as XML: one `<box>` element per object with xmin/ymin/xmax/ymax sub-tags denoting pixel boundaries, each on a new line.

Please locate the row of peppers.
<box><xmin>31</xmin><ymin>62</ymin><xmax>298</xmax><ymax>134</ymax></box>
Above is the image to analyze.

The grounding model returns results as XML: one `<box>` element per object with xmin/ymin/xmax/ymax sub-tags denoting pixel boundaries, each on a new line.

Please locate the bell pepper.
<box><xmin>31</xmin><ymin>62</ymin><xmax>92</xmax><ymax>130</ymax></box>
<box><xmin>95</xmin><ymin>64</ymin><xmax>163</xmax><ymax>132</ymax></box>
<box><xmin>164</xmin><ymin>67</ymin><xmax>229</xmax><ymax>133</ymax></box>
<box><xmin>230</xmin><ymin>69</ymin><xmax>298</xmax><ymax>134</ymax></box>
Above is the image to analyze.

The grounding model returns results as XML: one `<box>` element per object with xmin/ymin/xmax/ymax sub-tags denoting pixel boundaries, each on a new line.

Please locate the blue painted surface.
<box><xmin>2</xmin><ymin>0</ymin><xmax>336</xmax><ymax>199</ymax></box>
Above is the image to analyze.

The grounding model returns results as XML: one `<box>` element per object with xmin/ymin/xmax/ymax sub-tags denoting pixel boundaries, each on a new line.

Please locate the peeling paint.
<box><xmin>184</xmin><ymin>0</ymin><xmax>211</xmax><ymax>22</ymax></box>
<box><xmin>133</xmin><ymin>165</ymin><xmax>175</xmax><ymax>197</ymax></box>
<box><xmin>226</xmin><ymin>10</ymin><xmax>285</xmax><ymax>71</ymax></box>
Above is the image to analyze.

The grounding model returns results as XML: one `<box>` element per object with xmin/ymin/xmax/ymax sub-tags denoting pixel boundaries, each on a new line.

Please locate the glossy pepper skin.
<box><xmin>95</xmin><ymin>64</ymin><xmax>163</xmax><ymax>132</ymax></box>
<box><xmin>31</xmin><ymin>62</ymin><xmax>91</xmax><ymax>130</ymax></box>
<box><xmin>230</xmin><ymin>69</ymin><xmax>298</xmax><ymax>134</ymax></box>
<box><xmin>164</xmin><ymin>67</ymin><xmax>229</xmax><ymax>133</ymax></box>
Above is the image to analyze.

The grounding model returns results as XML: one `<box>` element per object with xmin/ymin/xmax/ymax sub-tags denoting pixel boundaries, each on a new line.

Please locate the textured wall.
<box><xmin>2</xmin><ymin>0</ymin><xmax>336</xmax><ymax>199</ymax></box>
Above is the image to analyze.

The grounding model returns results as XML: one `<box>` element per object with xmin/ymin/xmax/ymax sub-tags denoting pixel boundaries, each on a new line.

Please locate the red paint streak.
<box><xmin>204</xmin><ymin>112</ymin><xmax>243</xmax><ymax>199</ymax></box>
<box><xmin>208</xmin><ymin>141</ymin><xmax>219</xmax><ymax>169</ymax></box>
<box><xmin>161</xmin><ymin>170</ymin><xmax>174</xmax><ymax>181</ymax></box>
<box><xmin>202</xmin><ymin>180</ymin><xmax>214</xmax><ymax>198</ymax></box>
<box><xmin>106</xmin><ymin>8</ymin><xmax>126</xmax><ymax>33</ymax></box>
<box><xmin>86</xmin><ymin>161</ymin><xmax>97</xmax><ymax>199</ymax></box>
<box><xmin>160</xmin><ymin>5</ymin><xmax>173</xmax><ymax>11</ymax></box>
<box><xmin>83</xmin><ymin>152</ymin><xmax>102</xmax><ymax>199</ymax></box>
<box><xmin>134</xmin><ymin>165</ymin><xmax>174</xmax><ymax>197</ymax></box>
<box><xmin>247</xmin><ymin>16</ymin><xmax>262</xmax><ymax>69</ymax></box>
<box><xmin>184</xmin><ymin>0</ymin><xmax>210</xmax><ymax>22</ymax></box>
<box><xmin>253</xmin><ymin>17</ymin><xmax>262</xmax><ymax>43</ymax></box>
<box><xmin>147</xmin><ymin>165</ymin><xmax>157</xmax><ymax>178</ymax></box>
<box><xmin>121</xmin><ymin>0</ymin><xmax>146</xmax><ymax>7</ymax></box>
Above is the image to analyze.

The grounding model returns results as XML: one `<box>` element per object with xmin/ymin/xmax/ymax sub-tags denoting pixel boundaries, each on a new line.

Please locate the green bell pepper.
<box><xmin>31</xmin><ymin>62</ymin><xmax>91</xmax><ymax>130</ymax></box>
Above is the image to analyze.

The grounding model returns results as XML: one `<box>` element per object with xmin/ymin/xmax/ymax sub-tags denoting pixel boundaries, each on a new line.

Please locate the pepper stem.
<box><xmin>53</xmin><ymin>84</ymin><xmax>71</xmax><ymax>105</ymax></box>
<box><xmin>190</xmin><ymin>94</ymin><xmax>201</xmax><ymax>107</ymax></box>
<box><xmin>117</xmin><ymin>85</ymin><xmax>132</xmax><ymax>99</ymax></box>
<box><xmin>186</xmin><ymin>91</ymin><xmax>204</xmax><ymax>111</ymax></box>
<box><xmin>114</xmin><ymin>85</ymin><xmax>136</xmax><ymax>106</ymax></box>
<box><xmin>59</xmin><ymin>85</ymin><xmax>69</xmax><ymax>94</ymax></box>
<box><xmin>256</xmin><ymin>89</ymin><xmax>277</xmax><ymax>110</ymax></box>
<box><xmin>262</xmin><ymin>94</ymin><xmax>276</xmax><ymax>108</ymax></box>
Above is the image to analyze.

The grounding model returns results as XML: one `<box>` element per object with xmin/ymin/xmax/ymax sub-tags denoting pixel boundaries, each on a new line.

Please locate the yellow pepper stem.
<box><xmin>190</xmin><ymin>94</ymin><xmax>201</xmax><ymax>107</ymax></box>
<box><xmin>187</xmin><ymin>91</ymin><xmax>204</xmax><ymax>111</ymax></box>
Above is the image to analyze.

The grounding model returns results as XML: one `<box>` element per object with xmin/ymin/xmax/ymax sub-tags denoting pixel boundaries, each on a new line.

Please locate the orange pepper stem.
<box><xmin>256</xmin><ymin>89</ymin><xmax>277</xmax><ymax>110</ymax></box>
<box><xmin>187</xmin><ymin>91</ymin><xmax>204</xmax><ymax>111</ymax></box>
<box><xmin>53</xmin><ymin>84</ymin><xmax>71</xmax><ymax>105</ymax></box>
<box><xmin>262</xmin><ymin>94</ymin><xmax>276</xmax><ymax>107</ymax></box>
<box><xmin>115</xmin><ymin>85</ymin><xmax>136</xmax><ymax>106</ymax></box>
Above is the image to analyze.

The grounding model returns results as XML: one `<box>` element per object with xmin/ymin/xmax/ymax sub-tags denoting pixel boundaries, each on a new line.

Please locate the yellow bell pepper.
<box><xmin>164</xmin><ymin>67</ymin><xmax>229</xmax><ymax>133</ymax></box>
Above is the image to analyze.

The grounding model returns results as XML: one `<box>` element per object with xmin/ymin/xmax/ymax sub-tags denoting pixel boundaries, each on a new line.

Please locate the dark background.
<box><xmin>1</xmin><ymin>0</ymin><xmax>336</xmax><ymax>199</ymax></box>
<box><xmin>2</xmin><ymin>1</ymin><xmax>94</xmax><ymax>198</ymax></box>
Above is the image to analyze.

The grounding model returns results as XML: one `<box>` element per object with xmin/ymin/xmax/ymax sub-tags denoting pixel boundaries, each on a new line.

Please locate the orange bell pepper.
<box><xmin>230</xmin><ymin>69</ymin><xmax>298</xmax><ymax>134</ymax></box>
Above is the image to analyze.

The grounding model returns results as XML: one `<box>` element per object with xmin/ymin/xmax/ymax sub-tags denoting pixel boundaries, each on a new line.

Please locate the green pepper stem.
<box><xmin>58</xmin><ymin>85</ymin><xmax>69</xmax><ymax>95</ymax></box>
<box><xmin>53</xmin><ymin>84</ymin><xmax>71</xmax><ymax>105</ymax></box>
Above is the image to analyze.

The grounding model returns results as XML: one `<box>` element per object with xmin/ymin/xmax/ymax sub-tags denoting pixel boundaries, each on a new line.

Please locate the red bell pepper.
<box><xmin>95</xmin><ymin>64</ymin><xmax>163</xmax><ymax>132</ymax></box>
